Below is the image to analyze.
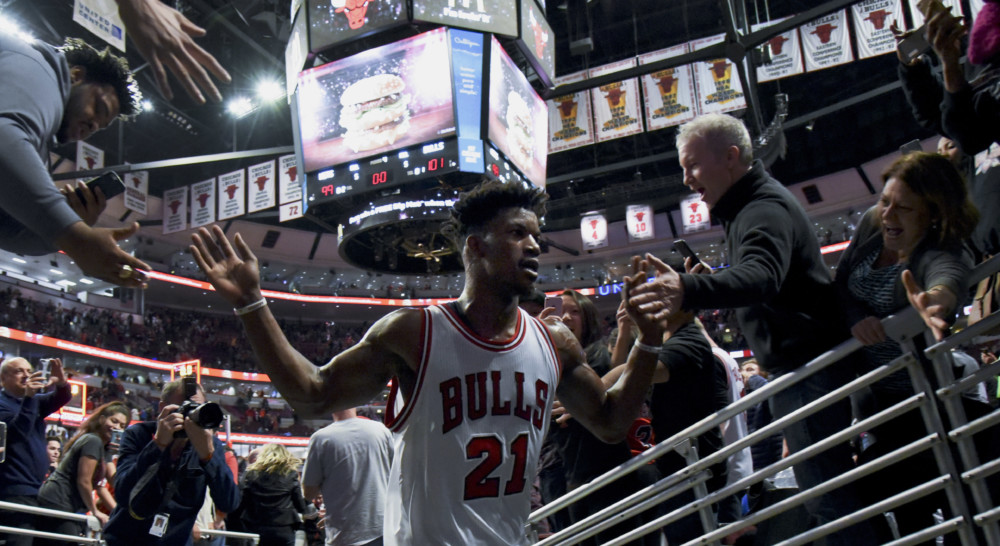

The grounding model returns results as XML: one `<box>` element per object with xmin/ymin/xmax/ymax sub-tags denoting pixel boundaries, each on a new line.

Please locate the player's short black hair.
<box><xmin>444</xmin><ymin>180</ymin><xmax>548</xmax><ymax>244</ymax></box>
<box><xmin>61</xmin><ymin>38</ymin><xmax>142</xmax><ymax>120</ymax></box>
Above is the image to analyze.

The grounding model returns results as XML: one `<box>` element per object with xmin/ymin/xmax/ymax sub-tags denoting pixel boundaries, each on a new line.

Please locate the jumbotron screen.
<box><xmin>412</xmin><ymin>0</ymin><xmax>517</xmax><ymax>38</ymax></box>
<box><xmin>296</xmin><ymin>27</ymin><xmax>457</xmax><ymax>173</ymax></box>
<box><xmin>307</xmin><ymin>0</ymin><xmax>407</xmax><ymax>55</ymax></box>
<box><xmin>487</xmin><ymin>37</ymin><xmax>547</xmax><ymax>188</ymax></box>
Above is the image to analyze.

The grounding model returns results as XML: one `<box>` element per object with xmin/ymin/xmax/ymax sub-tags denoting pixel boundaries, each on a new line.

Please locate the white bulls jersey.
<box><xmin>384</xmin><ymin>303</ymin><xmax>561</xmax><ymax>545</ymax></box>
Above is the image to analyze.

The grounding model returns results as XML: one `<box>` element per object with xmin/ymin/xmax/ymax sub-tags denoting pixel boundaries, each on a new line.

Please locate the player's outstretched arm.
<box><xmin>554</xmin><ymin>255</ymin><xmax>664</xmax><ymax>443</ymax></box>
<box><xmin>191</xmin><ymin>225</ymin><xmax>411</xmax><ymax>416</ymax></box>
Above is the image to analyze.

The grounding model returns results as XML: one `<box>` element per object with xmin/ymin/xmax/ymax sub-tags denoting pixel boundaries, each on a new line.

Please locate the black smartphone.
<box><xmin>78</xmin><ymin>172</ymin><xmax>125</xmax><ymax>201</ymax></box>
<box><xmin>672</xmin><ymin>239</ymin><xmax>700</xmax><ymax>263</ymax></box>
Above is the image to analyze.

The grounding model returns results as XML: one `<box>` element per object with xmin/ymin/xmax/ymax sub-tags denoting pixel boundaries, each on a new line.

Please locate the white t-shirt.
<box><xmin>713</xmin><ymin>347</ymin><xmax>754</xmax><ymax>484</ymax></box>
<box><xmin>302</xmin><ymin>417</ymin><xmax>394</xmax><ymax>546</ymax></box>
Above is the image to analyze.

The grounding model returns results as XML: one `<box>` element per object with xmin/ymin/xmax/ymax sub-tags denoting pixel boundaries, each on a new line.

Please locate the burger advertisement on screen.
<box><xmin>296</xmin><ymin>28</ymin><xmax>456</xmax><ymax>173</ymax></box>
<box><xmin>487</xmin><ymin>37</ymin><xmax>547</xmax><ymax>188</ymax></box>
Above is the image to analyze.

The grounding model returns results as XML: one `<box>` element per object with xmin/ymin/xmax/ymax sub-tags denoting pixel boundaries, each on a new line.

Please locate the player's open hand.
<box><xmin>622</xmin><ymin>255</ymin><xmax>665</xmax><ymax>344</ymax></box>
<box><xmin>190</xmin><ymin>225</ymin><xmax>262</xmax><ymax>309</ymax></box>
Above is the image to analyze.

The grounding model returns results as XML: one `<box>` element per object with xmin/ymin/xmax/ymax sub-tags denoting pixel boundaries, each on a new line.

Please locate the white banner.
<box><xmin>589</xmin><ymin>59</ymin><xmax>644</xmax><ymax>143</ymax></box>
<box><xmin>907</xmin><ymin>0</ymin><xmax>963</xmax><ymax>27</ymax></box>
<box><xmin>548</xmin><ymin>71</ymin><xmax>595</xmax><ymax>153</ymax></box>
<box><xmin>278</xmin><ymin>155</ymin><xmax>302</xmax><ymax>205</ymax></box>
<box><xmin>752</xmin><ymin>17</ymin><xmax>805</xmax><ymax>82</ymax></box>
<box><xmin>247</xmin><ymin>160</ymin><xmax>276</xmax><ymax>213</ymax></box>
<box><xmin>691</xmin><ymin>34</ymin><xmax>747</xmax><ymax>115</ymax></box>
<box><xmin>279</xmin><ymin>201</ymin><xmax>305</xmax><ymax>222</ymax></box>
<box><xmin>971</xmin><ymin>0</ymin><xmax>985</xmax><ymax>20</ymax></box>
<box><xmin>162</xmin><ymin>187</ymin><xmax>187</xmax><ymax>235</ymax></box>
<box><xmin>802</xmin><ymin>9</ymin><xmax>854</xmax><ymax>71</ymax></box>
<box><xmin>853</xmin><ymin>0</ymin><xmax>906</xmax><ymax>59</ymax></box>
<box><xmin>580</xmin><ymin>212</ymin><xmax>609</xmax><ymax>250</ymax></box>
<box><xmin>218</xmin><ymin>170</ymin><xmax>246</xmax><ymax>221</ymax></box>
<box><xmin>190</xmin><ymin>179</ymin><xmax>216</xmax><ymax>229</ymax></box>
<box><xmin>681</xmin><ymin>194</ymin><xmax>711</xmax><ymax>234</ymax></box>
<box><xmin>72</xmin><ymin>0</ymin><xmax>126</xmax><ymax>52</ymax></box>
<box><xmin>123</xmin><ymin>171</ymin><xmax>148</xmax><ymax>215</ymax></box>
<box><xmin>626</xmin><ymin>204</ymin><xmax>655</xmax><ymax>242</ymax></box>
<box><xmin>75</xmin><ymin>141</ymin><xmax>104</xmax><ymax>172</ymax></box>
<box><xmin>639</xmin><ymin>44</ymin><xmax>698</xmax><ymax>131</ymax></box>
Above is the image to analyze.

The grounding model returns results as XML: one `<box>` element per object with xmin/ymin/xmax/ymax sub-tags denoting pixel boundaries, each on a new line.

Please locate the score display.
<box><xmin>307</xmin><ymin>138</ymin><xmax>460</xmax><ymax>205</ymax></box>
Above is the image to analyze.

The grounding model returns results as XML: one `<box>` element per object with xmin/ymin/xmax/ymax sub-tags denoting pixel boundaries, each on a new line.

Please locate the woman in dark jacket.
<box><xmin>835</xmin><ymin>152</ymin><xmax>977</xmax><ymax>544</ymax></box>
<box><xmin>235</xmin><ymin>443</ymin><xmax>308</xmax><ymax>546</ymax></box>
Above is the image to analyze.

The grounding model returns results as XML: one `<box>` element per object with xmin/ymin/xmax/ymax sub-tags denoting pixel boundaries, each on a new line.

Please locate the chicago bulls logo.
<box><xmin>332</xmin><ymin>0</ymin><xmax>370</xmax><ymax>30</ymax></box>
<box><xmin>689</xmin><ymin>202</ymin><xmax>700</xmax><ymax>213</ymax></box>
<box><xmin>286</xmin><ymin>166</ymin><xmax>298</xmax><ymax>182</ymax></box>
<box><xmin>768</xmin><ymin>35</ymin><xmax>789</xmax><ymax>56</ymax></box>
<box><xmin>812</xmin><ymin>23</ymin><xmax>836</xmax><ymax>44</ymax></box>
<box><xmin>225</xmin><ymin>185</ymin><xmax>238</xmax><ymax>199</ymax></box>
<box><xmin>590</xmin><ymin>219</ymin><xmax>599</xmax><ymax>240</ymax></box>
<box><xmin>130</xmin><ymin>176</ymin><xmax>142</xmax><ymax>188</ymax></box>
<box><xmin>635</xmin><ymin>211</ymin><xmax>645</xmax><ymax>223</ymax></box>
<box><xmin>254</xmin><ymin>176</ymin><xmax>269</xmax><ymax>191</ymax></box>
<box><xmin>865</xmin><ymin>9</ymin><xmax>891</xmax><ymax>30</ymax></box>
<box><xmin>168</xmin><ymin>200</ymin><xmax>181</xmax><ymax>214</ymax></box>
<box><xmin>197</xmin><ymin>193</ymin><xmax>210</xmax><ymax>208</ymax></box>
<box><xmin>84</xmin><ymin>156</ymin><xmax>96</xmax><ymax>169</ymax></box>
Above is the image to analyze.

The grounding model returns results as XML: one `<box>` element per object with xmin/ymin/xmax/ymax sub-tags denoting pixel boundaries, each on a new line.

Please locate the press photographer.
<box><xmin>104</xmin><ymin>378</ymin><xmax>239</xmax><ymax>546</ymax></box>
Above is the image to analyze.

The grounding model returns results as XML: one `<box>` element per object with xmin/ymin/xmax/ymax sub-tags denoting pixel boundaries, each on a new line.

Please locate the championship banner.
<box><xmin>75</xmin><ymin>141</ymin><xmax>104</xmax><ymax>172</ymax></box>
<box><xmin>680</xmin><ymin>193</ymin><xmax>710</xmax><ymax>234</ymax></box>
<box><xmin>280</xmin><ymin>201</ymin><xmax>305</xmax><ymax>222</ymax></box>
<box><xmin>639</xmin><ymin>44</ymin><xmax>698</xmax><ymax>131</ymax></box>
<box><xmin>626</xmin><ymin>204</ymin><xmax>655</xmax><ymax>242</ymax></box>
<box><xmin>218</xmin><ymin>170</ymin><xmax>246</xmax><ymax>221</ymax></box>
<box><xmin>162</xmin><ymin>187</ymin><xmax>188</xmax><ymax>235</ymax></box>
<box><xmin>190</xmin><ymin>179</ymin><xmax>216</xmax><ymax>229</ymax></box>
<box><xmin>907</xmin><ymin>0</ymin><xmax>963</xmax><ymax>27</ymax></box>
<box><xmin>691</xmin><ymin>34</ymin><xmax>747</xmax><ymax>115</ymax></box>
<box><xmin>853</xmin><ymin>0</ymin><xmax>906</xmax><ymax>59</ymax></box>
<box><xmin>123</xmin><ymin>171</ymin><xmax>148</xmax><ymax>215</ymax></box>
<box><xmin>278</xmin><ymin>155</ymin><xmax>302</xmax><ymax>205</ymax></box>
<box><xmin>580</xmin><ymin>212</ymin><xmax>609</xmax><ymax>250</ymax></box>
<box><xmin>589</xmin><ymin>60</ymin><xmax>644</xmax><ymax>143</ymax></box>
<box><xmin>752</xmin><ymin>16</ymin><xmax>805</xmax><ymax>82</ymax></box>
<box><xmin>72</xmin><ymin>0</ymin><xmax>126</xmax><ymax>52</ymax></box>
<box><xmin>802</xmin><ymin>9</ymin><xmax>854</xmax><ymax>72</ymax></box>
<box><xmin>247</xmin><ymin>160</ymin><xmax>276</xmax><ymax>213</ymax></box>
<box><xmin>548</xmin><ymin>71</ymin><xmax>595</xmax><ymax>153</ymax></box>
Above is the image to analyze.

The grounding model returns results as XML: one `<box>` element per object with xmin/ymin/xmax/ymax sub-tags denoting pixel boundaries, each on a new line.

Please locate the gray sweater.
<box><xmin>0</xmin><ymin>34</ymin><xmax>81</xmax><ymax>254</ymax></box>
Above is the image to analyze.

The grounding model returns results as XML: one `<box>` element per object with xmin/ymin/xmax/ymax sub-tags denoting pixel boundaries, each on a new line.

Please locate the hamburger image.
<box><xmin>504</xmin><ymin>91</ymin><xmax>533</xmax><ymax>169</ymax></box>
<box><xmin>339</xmin><ymin>74</ymin><xmax>411</xmax><ymax>153</ymax></box>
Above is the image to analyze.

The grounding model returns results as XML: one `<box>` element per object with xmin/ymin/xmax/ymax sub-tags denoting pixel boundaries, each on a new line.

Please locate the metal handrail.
<box><xmin>0</xmin><ymin>500</ymin><xmax>102</xmax><ymax>544</ymax></box>
<box><xmin>198</xmin><ymin>528</ymin><xmax>262</xmax><ymax>544</ymax></box>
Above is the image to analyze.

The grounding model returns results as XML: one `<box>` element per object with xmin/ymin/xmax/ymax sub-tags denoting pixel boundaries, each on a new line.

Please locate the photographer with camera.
<box><xmin>104</xmin><ymin>378</ymin><xmax>238</xmax><ymax>546</ymax></box>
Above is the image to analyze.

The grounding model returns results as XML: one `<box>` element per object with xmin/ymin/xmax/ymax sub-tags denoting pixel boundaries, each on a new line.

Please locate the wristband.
<box><xmin>633</xmin><ymin>340</ymin><xmax>662</xmax><ymax>354</ymax></box>
<box><xmin>234</xmin><ymin>298</ymin><xmax>267</xmax><ymax>316</ymax></box>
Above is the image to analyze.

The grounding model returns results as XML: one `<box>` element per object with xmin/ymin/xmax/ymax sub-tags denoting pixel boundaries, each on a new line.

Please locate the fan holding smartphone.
<box><xmin>672</xmin><ymin>239</ymin><xmax>712</xmax><ymax>274</ymax></box>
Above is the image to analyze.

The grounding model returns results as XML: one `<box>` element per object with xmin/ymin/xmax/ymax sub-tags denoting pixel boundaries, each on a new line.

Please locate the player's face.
<box><xmin>58</xmin><ymin>68</ymin><xmax>120</xmax><ymax>143</ymax></box>
<box><xmin>479</xmin><ymin>207</ymin><xmax>541</xmax><ymax>296</ymax></box>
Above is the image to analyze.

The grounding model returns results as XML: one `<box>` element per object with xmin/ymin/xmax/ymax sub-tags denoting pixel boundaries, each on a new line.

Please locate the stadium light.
<box><xmin>256</xmin><ymin>80</ymin><xmax>285</xmax><ymax>103</ymax></box>
<box><xmin>226</xmin><ymin>96</ymin><xmax>254</xmax><ymax>118</ymax></box>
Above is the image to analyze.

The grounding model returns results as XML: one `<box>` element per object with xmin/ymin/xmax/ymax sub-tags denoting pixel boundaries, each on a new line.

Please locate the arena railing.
<box><xmin>528</xmin><ymin>254</ymin><xmax>1000</xmax><ymax>546</ymax></box>
<box><xmin>0</xmin><ymin>500</ymin><xmax>102</xmax><ymax>544</ymax></box>
<box><xmin>198</xmin><ymin>528</ymin><xmax>262</xmax><ymax>544</ymax></box>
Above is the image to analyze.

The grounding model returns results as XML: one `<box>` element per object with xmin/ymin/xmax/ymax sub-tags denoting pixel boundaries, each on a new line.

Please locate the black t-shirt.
<box><xmin>555</xmin><ymin>343</ymin><xmax>633</xmax><ymax>488</ymax></box>
<box><xmin>38</xmin><ymin>433</ymin><xmax>104</xmax><ymax>513</ymax></box>
<box><xmin>651</xmin><ymin>322</ymin><xmax>727</xmax><ymax>479</ymax></box>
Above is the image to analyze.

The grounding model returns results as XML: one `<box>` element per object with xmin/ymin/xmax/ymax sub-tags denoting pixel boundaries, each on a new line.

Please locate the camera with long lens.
<box><xmin>173</xmin><ymin>377</ymin><xmax>224</xmax><ymax>438</ymax></box>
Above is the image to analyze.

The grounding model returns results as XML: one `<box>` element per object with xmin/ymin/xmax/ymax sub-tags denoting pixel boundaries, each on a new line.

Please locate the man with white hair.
<box><xmin>0</xmin><ymin>357</ymin><xmax>70</xmax><ymax>545</ymax></box>
<box><xmin>630</xmin><ymin>113</ymin><xmax>875</xmax><ymax>544</ymax></box>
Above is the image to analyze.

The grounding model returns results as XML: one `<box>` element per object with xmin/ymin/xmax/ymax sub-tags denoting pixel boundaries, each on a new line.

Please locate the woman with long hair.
<box><xmin>235</xmin><ymin>443</ymin><xmax>308</xmax><ymax>546</ymax></box>
<box><xmin>36</xmin><ymin>402</ymin><xmax>129</xmax><ymax>542</ymax></box>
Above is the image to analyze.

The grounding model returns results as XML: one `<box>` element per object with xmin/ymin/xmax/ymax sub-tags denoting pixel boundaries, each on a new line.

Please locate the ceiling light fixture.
<box><xmin>227</xmin><ymin>96</ymin><xmax>254</xmax><ymax>118</ymax></box>
<box><xmin>256</xmin><ymin>80</ymin><xmax>285</xmax><ymax>103</ymax></box>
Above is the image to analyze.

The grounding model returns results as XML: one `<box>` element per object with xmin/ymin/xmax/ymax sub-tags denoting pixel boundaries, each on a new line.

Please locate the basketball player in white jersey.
<box><xmin>189</xmin><ymin>181</ymin><xmax>665</xmax><ymax>545</ymax></box>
